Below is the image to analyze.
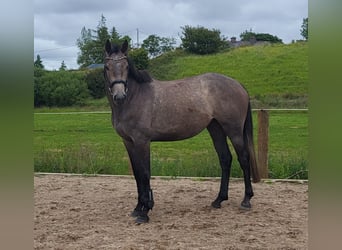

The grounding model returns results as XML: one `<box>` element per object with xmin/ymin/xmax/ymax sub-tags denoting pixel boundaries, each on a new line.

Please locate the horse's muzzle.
<box><xmin>113</xmin><ymin>92</ymin><xmax>127</xmax><ymax>105</ymax></box>
<box><xmin>109</xmin><ymin>80</ymin><xmax>128</xmax><ymax>105</ymax></box>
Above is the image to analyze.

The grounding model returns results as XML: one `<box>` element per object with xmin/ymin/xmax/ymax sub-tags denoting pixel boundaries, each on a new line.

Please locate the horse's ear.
<box><xmin>121</xmin><ymin>40</ymin><xmax>128</xmax><ymax>54</ymax></box>
<box><xmin>105</xmin><ymin>39</ymin><xmax>112</xmax><ymax>55</ymax></box>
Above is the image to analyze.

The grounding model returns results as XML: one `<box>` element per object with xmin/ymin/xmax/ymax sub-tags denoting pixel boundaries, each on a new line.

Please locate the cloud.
<box><xmin>34</xmin><ymin>38</ymin><xmax>78</xmax><ymax>70</ymax></box>
<box><xmin>34</xmin><ymin>0</ymin><xmax>308</xmax><ymax>69</ymax></box>
<box><xmin>34</xmin><ymin>0</ymin><xmax>128</xmax><ymax>14</ymax></box>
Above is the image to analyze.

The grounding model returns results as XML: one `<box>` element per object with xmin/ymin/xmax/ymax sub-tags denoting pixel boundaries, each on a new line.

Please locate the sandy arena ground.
<box><xmin>34</xmin><ymin>174</ymin><xmax>308</xmax><ymax>249</ymax></box>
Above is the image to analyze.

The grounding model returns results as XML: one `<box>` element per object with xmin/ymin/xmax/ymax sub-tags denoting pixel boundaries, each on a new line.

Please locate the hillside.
<box><xmin>148</xmin><ymin>42</ymin><xmax>308</xmax><ymax>108</ymax></box>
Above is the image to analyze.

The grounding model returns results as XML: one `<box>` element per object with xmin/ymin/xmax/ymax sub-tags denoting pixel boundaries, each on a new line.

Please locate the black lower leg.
<box><xmin>131</xmin><ymin>201</ymin><xmax>143</xmax><ymax>217</ymax></box>
<box><xmin>230</xmin><ymin>136</ymin><xmax>255</xmax><ymax>210</ymax></box>
<box><xmin>211</xmin><ymin>153</ymin><xmax>232</xmax><ymax>208</ymax></box>
<box><xmin>124</xmin><ymin>140</ymin><xmax>154</xmax><ymax>223</ymax></box>
<box><xmin>240</xmin><ymin>190</ymin><xmax>254</xmax><ymax>210</ymax></box>
<box><xmin>134</xmin><ymin>189</ymin><xmax>154</xmax><ymax>223</ymax></box>
<box><xmin>238</xmin><ymin>150</ymin><xmax>254</xmax><ymax>210</ymax></box>
<box><xmin>240</xmin><ymin>169</ymin><xmax>254</xmax><ymax>210</ymax></box>
<box><xmin>207</xmin><ymin>121</ymin><xmax>232</xmax><ymax>209</ymax></box>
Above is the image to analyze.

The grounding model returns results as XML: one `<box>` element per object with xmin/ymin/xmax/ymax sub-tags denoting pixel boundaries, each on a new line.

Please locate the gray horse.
<box><xmin>104</xmin><ymin>40</ymin><xmax>260</xmax><ymax>223</ymax></box>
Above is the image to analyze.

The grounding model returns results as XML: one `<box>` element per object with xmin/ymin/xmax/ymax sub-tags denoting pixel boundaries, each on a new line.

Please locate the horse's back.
<box><xmin>153</xmin><ymin>72</ymin><xmax>248</xmax><ymax>99</ymax></box>
<box><xmin>152</xmin><ymin>72</ymin><xmax>249</xmax><ymax>117</ymax></box>
<box><xmin>150</xmin><ymin>73</ymin><xmax>249</xmax><ymax>140</ymax></box>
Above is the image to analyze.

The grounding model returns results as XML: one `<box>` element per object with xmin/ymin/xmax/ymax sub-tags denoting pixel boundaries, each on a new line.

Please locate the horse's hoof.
<box><xmin>135</xmin><ymin>215</ymin><xmax>149</xmax><ymax>224</ymax></box>
<box><xmin>211</xmin><ymin>201</ymin><xmax>222</xmax><ymax>208</ymax></box>
<box><xmin>131</xmin><ymin>209</ymin><xmax>140</xmax><ymax>218</ymax></box>
<box><xmin>211</xmin><ymin>196</ymin><xmax>228</xmax><ymax>208</ymax></box>
<box><xmin>239</xmin><ymin>201</ymin><xmax>251</xmax><ymax>210</ymax></box>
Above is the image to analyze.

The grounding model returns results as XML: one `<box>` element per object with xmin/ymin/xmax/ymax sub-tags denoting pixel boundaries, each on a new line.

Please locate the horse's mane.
<box><xmin>127</xmin><ymin>57</ymin><xmax>153</xmax><ymax>84</ymax></box>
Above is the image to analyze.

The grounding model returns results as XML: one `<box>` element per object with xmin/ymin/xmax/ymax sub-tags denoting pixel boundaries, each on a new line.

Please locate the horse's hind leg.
<box><xmin>230</xmin><ymin>135</ymin><xmax>254</xmax><ymax>210</ymax></box>
<box><xmin>207</xmin><ymin>120</ymin><xmax>232</xmax><ymax>208</ymax></box>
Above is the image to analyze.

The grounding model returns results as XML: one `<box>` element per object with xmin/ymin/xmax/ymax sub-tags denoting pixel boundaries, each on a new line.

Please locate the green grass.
<box><xmin>266</xmin><ymin>110</ymin><xmax>308</xmax><ymax>179</ymax></box>
<box><xmin>34</xmin><ymin>43</ymin><xmax>308</xmax><ymax>178</ymax></box>
<box><xmin>149</xmin><ymin>42</ymin><xmax>308</xmax><ymax>108</ymax></box>
<box><xmin>34</xmin><ymin>110</ymin><xmax>308</xmax><ymax>179</ymax></box>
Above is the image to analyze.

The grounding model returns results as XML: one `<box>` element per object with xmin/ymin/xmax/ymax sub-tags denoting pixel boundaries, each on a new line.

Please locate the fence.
<box><xmin>253</xmin><ymin>109</ymin><xmax>308</xmax><ymax>178</ymax></box>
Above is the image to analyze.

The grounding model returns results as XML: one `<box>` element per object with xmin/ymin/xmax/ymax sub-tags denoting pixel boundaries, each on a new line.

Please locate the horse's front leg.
<box><xmin>124</xmin><ymin>140</ymin><xmax>154</xmax><ymax>223</ymax></box>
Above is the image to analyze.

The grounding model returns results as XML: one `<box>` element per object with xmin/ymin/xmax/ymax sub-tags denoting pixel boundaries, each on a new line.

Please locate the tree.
<box><xmin>142</xmin><ymin>35</ymin><xmax>176</xmax><ymax>57</ymax></box>
<box><xmin>34</xmin><ymin>54</ymin><xmax>44</xmax><ymax>69</ymax></box>
<box><xmin>110</xmin><ymin>27</ymin><xmax>132</xmax><ymax>46</ymax></box>
<box><xmin>240</xmin><ymin>29</ymin><xmax>256</xmax><ymax>41</ymax></box>
<box><xmin>180</xmin><ymin>25</ymin><xmax>227</xmax><ymax>55</ymax></box>
<box><xmin>301</xmin><ymin>17</ymin><xmax>308</xmax><ymax>40</ymax></box>
<box><xmin>159</xmin><ymin>37</ymin><xmax>176</xmax><ymax>55</ymax></box>
<box><xmin>59</xmin><ymin>61</ymin><xmax>67</xmax><ymax>71</ymax></box>
<box><xmin>76</xmin><ymin>26</ymin><xmax>96</xmax><ymax>67</ymax></box>
<box><xmin>76</xmin><ymin>15</ymin><xmax>132</xmax><ymax>68</ymax></box>
<box><xmin>110</xmin><ymin>27</ymin><xmax>120</xmax><ymax>41</ymax></box>
<box><xmin>77</xmin><ymin>14</ymin><xmax>110</xmax><ymax>67</ymax></box>
<box><xmin>142</xmin><ymin>35</ymin><xmax>161</xmax><ymax>57</ymax></box>
<box><xmin>119</xmin><ymin>35</ymin><xmax>133</xmax><ymax>48</ymax></box>
<box><xmin>93</xmin><ymin>14</ymin><xmax>111</xmax><ymax>63</ymax></box>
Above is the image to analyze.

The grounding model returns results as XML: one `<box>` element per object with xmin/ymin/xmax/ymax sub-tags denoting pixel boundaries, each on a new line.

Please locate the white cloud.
<box><xmin>34</xmin><ymin>38</ymin><xmax>78</xmax><ymax>70</ymax></box>
<box><xmin>34</xmin><ymin>0</ymin><xmax>308</xmax><ymax>70</ymax></box>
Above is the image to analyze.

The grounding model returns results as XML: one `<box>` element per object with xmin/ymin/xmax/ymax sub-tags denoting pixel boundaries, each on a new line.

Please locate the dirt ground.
<box><xmin>34</xmin><ymin>174</ymin><xmax>308</xmax><ymax>249</ymax></box>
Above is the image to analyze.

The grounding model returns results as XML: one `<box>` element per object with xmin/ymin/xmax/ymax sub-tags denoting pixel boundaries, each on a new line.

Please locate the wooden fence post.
<box><xmin>257</xmin><ymin>109</ymin><xmax>269</xmax><ymax>179</ymax></box>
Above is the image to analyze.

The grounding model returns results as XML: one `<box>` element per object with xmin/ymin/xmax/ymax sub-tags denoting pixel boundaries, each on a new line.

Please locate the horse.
<box><xmin>103</xmin><ymin>39</ymin><xmax>260</xmax><ymax>224</ymax></box>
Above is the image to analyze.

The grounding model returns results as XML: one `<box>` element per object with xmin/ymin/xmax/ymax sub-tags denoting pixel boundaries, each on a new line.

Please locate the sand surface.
<box><xmin>34</xmin><ymin>174</ymin><xmax>308</xmax><ymax>249</ymax></box>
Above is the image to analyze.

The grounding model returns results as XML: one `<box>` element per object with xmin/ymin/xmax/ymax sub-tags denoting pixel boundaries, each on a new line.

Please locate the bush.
<box><xmin>129</xmin><ymin>48</ymin><xmax>149</xmax><ymax>69</ymax></box>
<box><xmin>34</xmin><ymin>70</ymin><xmax>89</xmax><ymax>107</ymax></box>
<box><xmin>240</xmin><ymin>30</ymin><xmax>282</xmax><ymax>43</ymax></box>
<box><xmin>255</xmin><ymin>33</ymin><xmax>282</xmax><ymax>43</ymax></box>
<box><xmin>85</xmin><ymin>68</ymin><xmax>105</xmax><ymax>99</ymax></box>
<box><xmin>180</xmin><ymin>25</ymin><xmax>227</xmax><ymax>54</ymax></box>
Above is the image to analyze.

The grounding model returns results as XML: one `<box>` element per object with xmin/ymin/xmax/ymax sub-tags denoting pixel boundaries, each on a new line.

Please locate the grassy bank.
<box><xmin>149</xmin><ymin>42</ymin><xmax>308</xmax><ymax>108</ymax></box>
<box><xmin>34</xmin><ymin>110</ymin><xmax>308</xmax><ymax>179</ymax></box>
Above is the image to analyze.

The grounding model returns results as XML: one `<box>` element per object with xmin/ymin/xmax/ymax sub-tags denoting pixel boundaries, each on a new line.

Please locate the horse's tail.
<box><xmin>244</xmin><ymin>102</ymin><xmax>261</xmax><ymax>183</ymax></box>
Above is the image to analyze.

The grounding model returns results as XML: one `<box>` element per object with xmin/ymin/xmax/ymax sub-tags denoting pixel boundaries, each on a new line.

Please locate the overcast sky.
<box><xmin>34</xmin><ymin>0</ymin><xmax>308</xmax><ymax>70</ymax></box>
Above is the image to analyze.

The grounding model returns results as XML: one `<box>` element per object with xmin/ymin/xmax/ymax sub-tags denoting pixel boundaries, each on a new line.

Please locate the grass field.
<box><xmin>149</xmin><ymin>42</ymin><xmax>308</xmax><ymax>108</ymax></box>
<box><xmin>34</xmin><ymin>42</ymin><xmax>308</xmax><ymax>179</ymax></box>
<box><xmin>34</xmin><ymin>110</ymin><xmax>308</xmax><ymax>179</ymax></box>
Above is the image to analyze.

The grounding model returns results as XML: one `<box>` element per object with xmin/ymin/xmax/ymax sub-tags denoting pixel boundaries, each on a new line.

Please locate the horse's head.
<box><xmin>104</xmin><ymin>39</ymin><xmax>129</xmax><ymax>105</ymax></box>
